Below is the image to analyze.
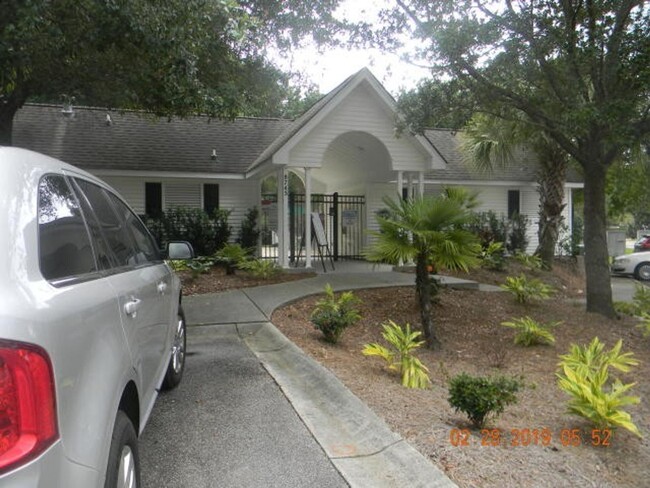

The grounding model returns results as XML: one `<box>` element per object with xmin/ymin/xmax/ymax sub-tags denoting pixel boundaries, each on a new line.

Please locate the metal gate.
<box><xmin>260</xmin><ymin>192</ymin><xmax>365</xmax><ymax>262</ymax></box>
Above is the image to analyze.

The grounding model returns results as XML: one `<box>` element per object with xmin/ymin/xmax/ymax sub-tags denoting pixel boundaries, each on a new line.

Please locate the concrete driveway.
<box><xmin>139</xmin><ymin>324</ymin><xmax>347</xmax><ymax>488</ymax></box>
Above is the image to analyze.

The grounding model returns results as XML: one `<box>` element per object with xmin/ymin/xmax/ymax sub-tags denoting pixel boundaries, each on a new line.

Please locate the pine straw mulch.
<box><xmin>271</xmin><ymin>261</ymin><xmax>650</xmax><ymax>488</ymax></box>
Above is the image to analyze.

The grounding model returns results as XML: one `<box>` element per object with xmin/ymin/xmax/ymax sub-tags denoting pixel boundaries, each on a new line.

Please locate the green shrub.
<box><xmin>557</xmin><ymin>338</ymin><xmax>641</xmax><ymax>436</ymax></box>
<box><xmin>506</xmin><ymin>213</ymin><xmax>529</xmax><ymax>254</ymax></box>
<box><xmin>310</xmin><ymin>284</ymin><xmax>361</xmax><ymax>344</ymax></box>
<box><xmin>500</xmin><ymin>274</ymin><xmax>554</xmax><ymax>304</ymax></box>
<box><xmin>448</xmin><ymin>373</ymin><xmax>522</xmax><ymax>428</ymax></box>
<box><xmin>501</xmin><ymin>316</ymin><xmax>560</xmax><ymax>346</ymax></box>
<box><xmin>513</xmin><ymin>252</ymin><xmax>543</xmax><ymax>271</ymax></box>
<box><xmin>237</xmin><ymin>259</ymin><xmax>281</xmax><ymax>279</ymax></box>
<box><xmin>237</xmin><ymin>207</ymin><xmax>260</xmax><ymax>255</ymax></box>
<box><xmin>214</xmin><ymin>243</ymin><xmax>248</xmax><ymax>274</ymax></box>
<box><xmin>480</xmin><ymin>241</ymin><xmax>506</xmax><ymax>271</ymax></box>
<box><xmin>637</xmin><ymin>313</ymin><xmax>650</xmax><ymax>337</ymax></box>
<box><xmin>144</xmin><ymin>206</ymin><xmax>231</xmax><ymax>256</ymax></box>
<box><xmin>632</xmin><ymin>284</ymin><xmax>650</xmax><ymax>313</ymax></box>
<box><xmin>614</xmin><ymin>301</ymin><xmax>639</xmax><ymax>316</ymax></box>
<box><xmin>362</xmin><ymin>320</ymin><xmax>431</xmax><ymax>389</ymax></box>
<box><xmin>186</xmin><ymin>256</ymin><xmax>215</xmax><ymax>280</ymax></box>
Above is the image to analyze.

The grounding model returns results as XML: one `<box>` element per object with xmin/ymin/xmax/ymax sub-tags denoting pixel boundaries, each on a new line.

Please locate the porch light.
<box><xmin>211</xmin><ymin>149</ymin><xmax>218</xmax><ymax>161</ymax></box>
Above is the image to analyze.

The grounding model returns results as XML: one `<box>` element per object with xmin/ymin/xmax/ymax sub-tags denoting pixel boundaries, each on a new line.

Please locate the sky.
<box><xmin>268</xmin><ymin>0</ymin><xmax>431</xmax><ymax>96</ymax></box>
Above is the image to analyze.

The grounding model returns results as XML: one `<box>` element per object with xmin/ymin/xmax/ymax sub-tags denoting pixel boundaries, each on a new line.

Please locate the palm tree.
<box><xmin>365</xmin><ymin>194</ymin><xmax>480</xmax><ymax>347</ymax></box>
<box><xmin>461</xmin><ymin>113</ymin><xmax>570</xmax><ymax>269</ymax></box>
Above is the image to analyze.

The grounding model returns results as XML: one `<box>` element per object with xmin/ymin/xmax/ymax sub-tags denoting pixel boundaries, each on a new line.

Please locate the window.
<box><xmin>145</xmin><ymin>182</ymin><xmax>162</xmax><ymax>217</ymax></box>
<box><xmin>75</xmin><ymin>179</ymin><xmax>139</xmax><ymax>268</ymax></box>
<box><xmin>38</xmin><ymin>175</ymin><xmax>97</xmax><ymax>281</ymax></box>
<box><xmin>105</xmin><ymin>191</ymin><xmax>161</xmax><ymax>264</ymax></box>
<box><xmin>203</xmin><ymin>184</ymin><xmax>219</xmax><ymax>215</ymax></box>
<box><xmin>507</xmin><ymin>190</ymin><xmax>520</xmax><ymax>218</ymax></box>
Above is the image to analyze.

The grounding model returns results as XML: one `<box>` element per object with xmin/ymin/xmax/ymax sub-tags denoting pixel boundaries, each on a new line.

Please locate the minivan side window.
<box><xmin>38</xmin><ymin>175</ymin><xmax>97</xmax><ymax>281</ymax></box>
<box><xmin>104</xmin><ymin>191</ymin><xmax>161</xmax><ymax>264</ymax></box>
<box><xmin>74</xmin><ymin>179</ymin><xmax>139</xmax><ymax>268</ymax></box>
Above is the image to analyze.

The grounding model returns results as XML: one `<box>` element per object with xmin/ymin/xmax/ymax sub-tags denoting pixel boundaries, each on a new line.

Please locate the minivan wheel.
<box><xmin>162</xmin><ymin>306</ymin><xmax>186</xmax><ymax>390</ymax></box>
<box><xmin>105</xmin><ymin>411</ymin><xmax>140</xmax><ymax>488</ymax></box>
<box><xmin>634</xmin><ymin>262</ymin><xmax>650</xmax><ymax>281</ymax></box>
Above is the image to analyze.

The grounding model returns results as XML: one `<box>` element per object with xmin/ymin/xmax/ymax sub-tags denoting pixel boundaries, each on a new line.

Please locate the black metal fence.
<box><xmin>260</xmin><ymin>192</ymin><xmax>365</xmax><ymax>262</ymax></box>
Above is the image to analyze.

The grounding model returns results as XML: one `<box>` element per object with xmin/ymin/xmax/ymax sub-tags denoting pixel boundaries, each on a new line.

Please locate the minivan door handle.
<box><xmin>124</xmin><ymin>298</ymin><xmax>142</xmax><ymax>317</ymax></box>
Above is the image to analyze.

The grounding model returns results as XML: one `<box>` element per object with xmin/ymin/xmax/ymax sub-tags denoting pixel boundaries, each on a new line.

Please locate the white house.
<box><xmin>13</xmin><ymin>68</ymin><xmax>582</xmax><ymax>267</ymax></box>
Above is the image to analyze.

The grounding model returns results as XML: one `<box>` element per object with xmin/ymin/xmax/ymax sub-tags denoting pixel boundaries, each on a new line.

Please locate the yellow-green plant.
<box><xmin>362</xmin><ymin>320</ymin><xmax>431</xmax><ymax>389</ymax></box>
<box><xmin>501</xmin><ymin>316</ymin><xmax>560</xmax><ymax>346</ymax></box>
<box><xmin>310</xmin><ymin>284</ymin><xmax>361</xmax><ymax>344</ymax></box>
<box><xmin>637</xmin><ymin>313</ymin><xmax>650</xmax><ymax>337</ymax></box>
<box><xmin>514</xmin><ymin>252</ymin><xmax>543</xmax><ymax>271</ymax></box>
<box><xmin>237</xmin><ymin>258</ymin><xmax>281</xmax><ymax>279</ymax></box>
<box><xmin>500</xmin><ymin>274</ymin><xmax>554</xmax><ymax>304</ymax></box>
<box><xmin>633</xmin><ymin>284</ymin><xmax>650</xmax><ymax>312</ymax></box>
<box><xmin>557</xmin><ymin>338</ymin><xmax>641</xmax><ymax>436</ymax></box>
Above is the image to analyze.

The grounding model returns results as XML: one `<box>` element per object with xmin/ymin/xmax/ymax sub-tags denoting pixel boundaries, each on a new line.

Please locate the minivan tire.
<box><xmin>105</xmin><ymin>410</ymin><xmax>140</xmax><ymax>488</ymax></box>
<box><xmin>161</xmin><ymin>306</ymin><xmax>186</xmax><ymax>390</ymax></box>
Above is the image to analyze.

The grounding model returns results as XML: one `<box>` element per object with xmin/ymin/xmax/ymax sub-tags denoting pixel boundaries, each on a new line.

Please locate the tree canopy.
<box><xmin>382</xmin><ymin>0</ymin><xmax>650</xmax><ymax>317</ymax></box>
<box><xmin>0</xmin><ymin>0</ymin><xmax>343</xmax><ymax>144</ymax></box>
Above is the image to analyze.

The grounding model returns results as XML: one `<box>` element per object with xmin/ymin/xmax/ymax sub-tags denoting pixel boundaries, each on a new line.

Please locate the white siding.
<box><xmin>287</xmin><ymin>83</ymin><xmax>431</xmax><ymax>172</ymax></box>
<box><xmin>165</xmin><ymin>182</ymin><xmax>201</xmax><ymax>208</ymax></box>
<box><xmin>91</xmin><ymin>175</ymin><xmax>259</xmax><ymax>242</ymax></box>
<box><xmin>99</xmin><ymin>177</ymin><xmax>145</xmax><ymax>213</ymax></box>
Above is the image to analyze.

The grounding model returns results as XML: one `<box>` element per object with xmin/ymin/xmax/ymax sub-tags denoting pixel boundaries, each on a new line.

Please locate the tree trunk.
<box><xmin>0</xmin><ymin>100</ymin><xmax>20</xmax><ymax>146</ymax></box>
<box><xmin>582</xmin><ymin>161</ymin><xmax>615</xmax><ymax>317</ymax></box>
<box><xmin>415</xmin><ymin>252</ymin><xmax>439</xmax><ymax>347</ymax></box>
<box><xmin>535</xmin><ymin>155</ymin><xmax>567</xmax><ymax>269</ymax></box>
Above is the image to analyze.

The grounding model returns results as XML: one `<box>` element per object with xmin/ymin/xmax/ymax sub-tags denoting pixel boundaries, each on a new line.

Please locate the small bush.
<box><xmin>633</xmin><ymin>284</ymin><xmax>650</xmax><ymax>312</ymax></box>
<box><xmin>362</xmin><ymin>321</ymin><xmax>431</xmax><ymax>389</ymax></box>
<box><xmin>480</xmin><ymin>241</ymin><xmax>506</xmax><ymax>271</ymax></box>
<box><xmin>186</xmin><ymin>256</ymin><xmax>215</xmax><ymax>280</ymax></box>
<box><xmin>448</xmin><ymin>373</ymin><xmax>522</xmax><ymax>428</ymax></box>
<box><xmin>513</xmin><ymin>252</ymin><xmax>543</xmax><ymax>271</ymax></box>
<box><xmin>636</xmin><ymin>313</ymin><xmax>650</xmax><ymax>337</ymax></box>
<box><xmin>144</xmin><ymin>206</ymin><xmax>231</xmax><ymax>256</ymax></box>
<box><xmin>214</xmin><ymin>243</ymin><xmax>248</xmax><ymax>274</ymax></box>
<box><xmin>614</xmin><ymin>301</ymin><xmax>639</xmax><ymax>316</ymax></box>
<box><xmin>311</xmin><ymin>284</ymin><xmax>361</xmax><ymax>344</ymax></box>
<box><xmin>500</xmin><ymin>274</ymin><xmax>554</xmax><ymax>304</ymax></box>
<box><xmin>501</xmin><ymin>316</ymin><xmax>560</xmax><ymax>346</ymax></box>
<box><xmin>557</xmin><ymin>338</ymin><xmax>641</xmax><ymax>436</ymax></box>
<box><xmin>507</xmin><ymin>213</ymin><xmax>529</xmax><ymax>254</ymax></box>
<box><xmin>237</xmin><ymin>207</ymin><xmax>260</xmax><ymax>255</ymax></box>
<box><xmin>237</xmin><ymin>259</ymin><xmax>281</xmax><ymax>279</ymax></box>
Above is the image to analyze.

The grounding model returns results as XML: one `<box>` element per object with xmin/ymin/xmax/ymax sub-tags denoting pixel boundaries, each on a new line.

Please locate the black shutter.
<box><xmin>145</xmin><ymin>182</ymin><xmax>162</xmax><ymax>217</ymax></box>
<box><xmin>204</xmin><ymin>184</ymin><xmax>219</xmax><ymax>215</ymax></box>
<box><xmin>507</xmin><ymin>190</ymin><xmax>520</xmax><ymax>218</ymax></box>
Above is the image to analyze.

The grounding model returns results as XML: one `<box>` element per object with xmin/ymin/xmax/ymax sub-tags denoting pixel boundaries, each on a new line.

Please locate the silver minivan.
<box><xmin>0</xmin><ymin>147</ymin><xmax>190</xmax><ymax>487</ymax></box>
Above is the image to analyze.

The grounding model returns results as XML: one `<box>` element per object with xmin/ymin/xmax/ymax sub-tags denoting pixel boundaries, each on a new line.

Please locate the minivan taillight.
<box><xmin>0</xmin><ymin>341</ymin><xmax>58</xmax><ymax>475</ymax></box>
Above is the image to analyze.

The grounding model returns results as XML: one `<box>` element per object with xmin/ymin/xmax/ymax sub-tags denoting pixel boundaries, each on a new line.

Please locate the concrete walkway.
<box><xmin>183</xmin><ymin>269</ymin><xmax>467</xmax><ymax>488</ymax></box>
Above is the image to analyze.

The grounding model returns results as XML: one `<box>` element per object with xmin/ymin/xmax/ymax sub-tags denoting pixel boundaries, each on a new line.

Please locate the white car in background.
<box><xmin>611</xmin><ymin>251</ymin><xmax>650</xmax><ymax>281</ymax></box>
<box><xmin>0</xmin><ymin>147</ymin><xmax>192</xmax><ymax>487</ymax></box>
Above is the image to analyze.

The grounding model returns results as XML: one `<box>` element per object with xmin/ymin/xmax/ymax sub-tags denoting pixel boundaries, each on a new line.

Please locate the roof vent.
<box><xmin>106</xmin><ymin>113</ymin><xmax>112</xmax><ymax>126</ymax></box>
<box><xmin>60</xmin><ymin>95</ymin><xmax>75</xmax><ymax>117</ymax></box>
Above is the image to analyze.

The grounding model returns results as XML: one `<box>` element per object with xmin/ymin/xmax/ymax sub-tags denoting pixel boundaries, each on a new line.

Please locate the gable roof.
<box><xmin>13</xmin><ymin>104</ymin><xmax>292</xmax><ymax>175</ymax></box>
<box><xmin>424</xmin><ymin>129</ymin><xmax>583</xmax><ymax>184</ymax></box>
<box><xmin>246</xmin><ymin>67</ymin><xmax>444</xmax><ymax>174</ymax></box>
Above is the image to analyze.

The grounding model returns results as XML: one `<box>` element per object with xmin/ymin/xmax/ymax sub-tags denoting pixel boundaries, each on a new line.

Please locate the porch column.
<box><xmin>407</xmin><ymin>173</ymin><xmax>414</xmax><ymax>199</ymax></box>
<box><xmin>418</xmin><ymin>171</ymin><xmax>425</xmax><ymax>197</ymax></box>
<box><xmin>396</xmin><ymin>171</ymin><xmax>404</xmax><ymax>199</ymax></box>
<box><xmin>277</xmin><ymin>167</ymin><xmax>290</xmax><ymax>268</ymax></box>
<box><xmin>305</xmin><ymin>168</ymin><xmax>312</xmax><ymax>268</ymax></box>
